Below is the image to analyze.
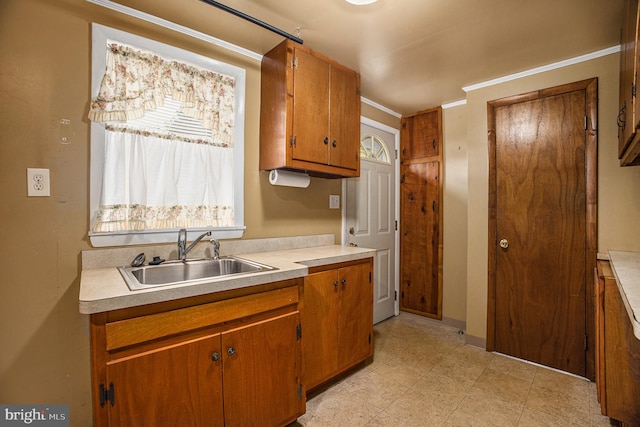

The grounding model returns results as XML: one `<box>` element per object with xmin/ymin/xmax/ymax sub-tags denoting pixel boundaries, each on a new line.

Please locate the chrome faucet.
<box><xmin>177</xmin><ymin>229</ymin><xmax>212</xmax><ymax>261</ymax></box>
<box><xmin>211</xmin><ymin>239</ymin><xmax>220</xmax><ymax>260</ymax></box>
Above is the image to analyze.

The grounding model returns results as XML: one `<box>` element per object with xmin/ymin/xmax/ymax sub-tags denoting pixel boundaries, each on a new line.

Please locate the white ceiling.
<box><xmin>115</xmin><ymin>0</ymin><xmax>624</xmax><ymax>115</ymax></box>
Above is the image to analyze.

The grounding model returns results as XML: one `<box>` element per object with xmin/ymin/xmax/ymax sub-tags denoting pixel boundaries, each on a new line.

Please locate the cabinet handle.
<box><xmin>332</xmin><ymin>139</ymin><xmax>337</xmax><ymax>147</ymax></box>
<box><xmin>324</xmin><ymin>137</ymin><xmax>329</xmax><ymax>145</ymax></box>
<box><xmin>342</xmin><ymin>279</ymin><xmax>347</xmax><ymax>287</ymax></box>
<box><xmin>227</xmin><ymin>347</ymin><xmax>236</xmax><ymax>356</ymax></box>
<box><xmin>211</xmin><ymin>352</ymin><xmax>221</xmax><ymax>362</ymax></box>
<box><xmin>334</xmin><ymin>281</ymin><xmax>339</xmax><ymax>288</ymax></box>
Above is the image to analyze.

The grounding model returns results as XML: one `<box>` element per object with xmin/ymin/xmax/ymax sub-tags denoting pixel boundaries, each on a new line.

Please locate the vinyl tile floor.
<box><xmin>292</xmin><ymin>312</ymin><xmax>616</xmax><ymax>427</ymax></box>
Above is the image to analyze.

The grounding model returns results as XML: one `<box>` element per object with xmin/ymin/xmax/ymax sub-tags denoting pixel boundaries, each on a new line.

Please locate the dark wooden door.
<box><xmin>399</xmin><ymin>107</ymin><xmax>443</xmax><ymax>319</ymax></box>
<box><xmin>488</xmin><ymin>79</ymin><xmax>598</xmax><ymax>377</ymax></box>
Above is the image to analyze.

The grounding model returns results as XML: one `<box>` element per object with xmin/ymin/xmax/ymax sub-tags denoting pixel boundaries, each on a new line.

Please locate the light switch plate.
<box><xmin>329</xmin><ymin>194</ymin><xmax>340</xmax><ymax>209</ymax></box>
<box><xmin>27</xmin><ymin>168</ymin><xmax>50</xmax><ymax>197</ymax></box>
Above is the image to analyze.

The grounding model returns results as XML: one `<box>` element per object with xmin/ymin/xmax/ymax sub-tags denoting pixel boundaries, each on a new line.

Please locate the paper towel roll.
<box><xmin>269</xmin><ymin>170</ymin><xmax>310</xmax><ymax>188</ymax></box>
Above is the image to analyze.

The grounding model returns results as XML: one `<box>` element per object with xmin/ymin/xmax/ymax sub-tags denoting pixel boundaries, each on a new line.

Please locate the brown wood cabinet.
<box><xmin>303</xmin><ymin>259</ymin><xmax>373</xmax><ymax>391</ymax></box>
<box><xmin>595</xmin><ymin>261</ymin><xmax>640</xmax><ymax>425</ymax></box>
<box><xmin>260</xmin><ymin>39</ymin><xmax>361</xmax><ymax>178</ymax></box>
<box><xmin>90</xmin><ymin>280</ymin><xmax>305</xmax><ymax>427</ymax></box>
<box><xmin>399</xmin><ymin>107</ymin><xmax>443</xmax><ymax>319</ymax></box>
<box><xmin>618</xmin><ymin>0</ymin><xmax>640</xmax><ymax>166</ymax></box>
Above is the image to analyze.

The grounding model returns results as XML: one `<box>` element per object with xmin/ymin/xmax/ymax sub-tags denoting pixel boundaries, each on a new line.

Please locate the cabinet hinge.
<box><xmin>291</xmin><ymin>57</ymin><xmax>298</xmax><ymax>69</ymax></box>
<box><xmin>297</xmin><ymin>384</ymin><xmax>303</xmax><ymax>400</ymax></box>
<box><xmin>432</xmin><ymin>201</ymin><xmax>436</xmax><ymax>211</ymax></box>
<box><xmin>289</xmin><ymin>135</ymin><xmax>296</xmax><ymax>147</ymax></box>
<box><xmin>99</xmin><ymin>382</ymin><xmax>115</xmax><ymax>407</ymax></box>
<box><xmin>584</xmin><ymin>115</ymin><xmax>588</xmax><ymax>131</ymax></box>
<box><xmin>369</xmin><ymin>271</ymin><xmax>372</xmax><ymax>283</ymax></box>
<box><xmin>296</xmin><ymin>323</ymin><xmax>302</xmax><ymax>341</ymax></box>
<box><xmin>368</xmin><ymin>333</ymin><xmax>372</xmax><ymax>344</ymax></box>
<box><xmin>400</xmin><ymin>174</ymin><xmax>405</xmax><ymax>184</ymax></box>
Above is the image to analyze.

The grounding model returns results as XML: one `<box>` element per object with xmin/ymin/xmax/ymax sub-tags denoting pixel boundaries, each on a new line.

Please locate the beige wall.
<box><xmin>464</xmin><ymin>52</ymin><xmax>640</xmax><ymax>343</ymax></box>
<box><xmin>442</xmin><ymin>105</ymin><xmax>468</xmax><ymax>324</ymax></box>
<box><xmin>0</xmin><ymin>0</ymin><xmax>395</xmax><ymax>424</ymax></box>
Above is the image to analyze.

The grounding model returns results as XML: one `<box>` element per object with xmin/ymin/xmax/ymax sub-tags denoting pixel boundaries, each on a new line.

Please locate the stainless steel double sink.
<box><xmin>118</xmin><ymin>257</ymin><xmax>276</xmax><ymax>291</ymax></box>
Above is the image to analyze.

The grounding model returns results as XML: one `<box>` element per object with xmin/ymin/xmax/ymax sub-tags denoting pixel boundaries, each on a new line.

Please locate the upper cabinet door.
<box><xmin>292</xmin><ymin>48</ymin><xmax>330</xmax><ymax>165</ymax></box>
<box><xmin>329</xmin><ymin>66</ymin><xmax>360</xmax><ymax>171</ymax></box>
<box><xmin>260</xmin><ymin>39</ymin><xmax>361</xmax><ymax>177</ymax></box>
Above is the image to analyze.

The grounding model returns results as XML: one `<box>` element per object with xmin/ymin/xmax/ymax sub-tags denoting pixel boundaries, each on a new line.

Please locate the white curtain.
<box><xmin>92</xmin><ymin>129</ymin><xmax>234</xmax><ymax>232</ymax></box>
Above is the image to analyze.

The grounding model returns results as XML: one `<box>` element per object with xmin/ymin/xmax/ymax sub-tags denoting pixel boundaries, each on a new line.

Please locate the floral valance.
<box><xmin>88</xmin><ymin>43</ymin><xmax>236</xmax><ymax>145</ymax></box>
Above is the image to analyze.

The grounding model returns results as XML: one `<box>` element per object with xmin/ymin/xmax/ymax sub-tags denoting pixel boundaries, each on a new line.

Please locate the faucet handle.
<box><xmin>210</xmin><ymin>239</ymin><xmax>220</xmax><ymax>259</ymax></box>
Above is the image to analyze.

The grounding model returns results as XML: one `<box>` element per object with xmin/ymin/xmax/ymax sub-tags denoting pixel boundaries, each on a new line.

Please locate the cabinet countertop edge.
<box><xmin>79</xmin><ymin>245</ymin><xmax>376</xmax><ymax>315</ymax></box>
<box><xmin>608</xmin><ymin>250</ymin><xmax>640</xmax><ymax>340</ymax></box>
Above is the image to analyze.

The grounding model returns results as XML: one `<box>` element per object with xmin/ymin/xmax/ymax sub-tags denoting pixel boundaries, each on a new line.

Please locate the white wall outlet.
<box><xmin>27</xmin><ymin>168</ymin><xmax>50</xmax><ymax>197</ymax></box>
<box><xmin>329</xmin><ymin>194</ymin><xmax>340</xmax><ymax>209</ymax></box>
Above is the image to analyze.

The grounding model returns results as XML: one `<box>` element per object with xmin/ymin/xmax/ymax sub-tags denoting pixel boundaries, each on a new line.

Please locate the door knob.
<box><xmin>349</xmin><ymin>227</ymin><xmax>355</xmax><ymax>235</ymax></box>
<box><xmin>499</xmin><ymin>239</ymin><xmax>509</xmax><ymax>249</ymax></box>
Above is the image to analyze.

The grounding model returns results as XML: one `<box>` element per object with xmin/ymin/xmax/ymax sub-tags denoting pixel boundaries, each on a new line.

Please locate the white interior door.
<box><xmin>344</xmin><ymin>119</ymin><xmax>398</xmax><ymax>324</ymax></box>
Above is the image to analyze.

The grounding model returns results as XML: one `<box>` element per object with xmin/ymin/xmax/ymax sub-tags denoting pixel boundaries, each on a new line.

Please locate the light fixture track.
<box><xmin>200</xmin><ymin>0</ymin><xmax>303</xmax><ymax>44</ymax></box>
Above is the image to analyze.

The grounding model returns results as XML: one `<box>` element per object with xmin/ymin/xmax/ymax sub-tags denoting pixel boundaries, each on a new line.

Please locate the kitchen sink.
<box><xmin>118</xmin><ymin>257</ymin><xmax>276</xmax><ymax>291</ymax></box>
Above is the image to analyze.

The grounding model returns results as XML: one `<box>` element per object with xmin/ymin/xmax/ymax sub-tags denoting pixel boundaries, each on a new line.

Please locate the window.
<box><xmin>360</xmin><ymin>134</ymin><xmax>390</xmax><ymax>164</ymax></box>
<box><xmin>88</xmin><ymin>24</ymin><xmax>246</xmax><ymax>247</ymax></box>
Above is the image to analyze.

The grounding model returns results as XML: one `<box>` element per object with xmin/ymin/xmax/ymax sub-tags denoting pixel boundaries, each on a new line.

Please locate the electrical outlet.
<box><xmin>329</xmin><ymin>194</ymin><xmax>340</xmax><ymax>209</ymax></box>
<box><xmin>27</xmin><ymin>168</ymin><xmax>50</xmax><ymax>197</ymax></box>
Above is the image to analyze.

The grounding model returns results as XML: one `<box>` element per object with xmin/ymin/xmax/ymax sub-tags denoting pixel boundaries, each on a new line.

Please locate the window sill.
<box><xmin>89</xmin><ymin>227</ymin><xmax>246</xmax><ymax>248</ymax></box>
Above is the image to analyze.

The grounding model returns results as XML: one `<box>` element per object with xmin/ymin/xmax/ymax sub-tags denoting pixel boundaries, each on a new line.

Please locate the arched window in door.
<box><xmin>360</xmin><ymin>134</ymin><xmax>391</xmax><ymax>164</ymax></box>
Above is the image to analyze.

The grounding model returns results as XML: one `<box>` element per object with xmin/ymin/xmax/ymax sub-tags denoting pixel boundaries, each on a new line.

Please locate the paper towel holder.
<box><xmin>268</xmin><ymin>169</ymin><xmax>311</xmax><ymax>188</ymax></box>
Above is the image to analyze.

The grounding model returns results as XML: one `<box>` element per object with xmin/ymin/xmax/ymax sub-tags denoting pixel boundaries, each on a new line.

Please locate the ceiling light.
<box><xmin>345</xmin><ymin>0</ymin><xmax>378</xmax><ymax>5</ymax></box>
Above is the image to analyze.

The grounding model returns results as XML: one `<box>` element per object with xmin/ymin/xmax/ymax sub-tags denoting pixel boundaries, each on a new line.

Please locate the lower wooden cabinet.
<box><xmin>303</xmin><ymin>259</ymin><xmax>373</xmax><ymax>391</ymax></box>
<box><xmin>90</xmin><ymin>280</ymin><xmax>305</xmax><ymax>427</ymax></box>
<box><xmin>595</xmin><ymin>261</ymin><xmax>640</xmax><ymax>425</ymax></box>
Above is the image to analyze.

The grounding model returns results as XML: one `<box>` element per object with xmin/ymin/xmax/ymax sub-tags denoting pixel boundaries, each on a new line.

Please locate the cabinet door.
<box><xmin>400</xmin><ymin>161</ymin><xmax>441</xmax><ymax>317</ymax></box>
<box><xmin>401</xmin><ymin>110</ymin><xmax>440</xmax><ymax>160</ymax></box>
<box><xmin>329</xmin><ymin>66</ymin><xmax>360</xmax><ymax>170</ymax></box>
<box><xmin>338</xmin><ymin>263</ymin><xmax>373</xmax><ymax>370</ymax></box>
<box><xmin>303</xmin><ymin>269</ymin><xmax>340</xmax><ymax>389</ymax></box>
<box><xmin>106</xmin><ymin>334</ymin><xmax>223</xmax><ymax>427</ymax></box>
<box><xmin>292</xmin><ymin>48</ymin><xmax>330</xmax><ymax>165</ymax></box>
<box><xmin>619</xmin><ymin>0</ymin><xmax>639</xmax><ymax>156</ymax></box>
<box><xmin>222</xmin><ymin>311</ymin><xmax>303</xmax><ymax>427</ymax></box>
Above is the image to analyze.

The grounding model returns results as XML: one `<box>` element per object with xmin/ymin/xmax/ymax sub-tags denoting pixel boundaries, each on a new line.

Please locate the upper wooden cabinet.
<box><xmin>618</xmin><ymin>0</ymin><xmax>640</xmax><ymax>166</ymax></box>
<box><xmin>260</xmin><ymin>40</ymin><xmax>361</xmax><ymax>178</ymax></box>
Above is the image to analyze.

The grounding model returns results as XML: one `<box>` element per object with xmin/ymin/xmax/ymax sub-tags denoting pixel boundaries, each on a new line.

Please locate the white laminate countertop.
<box><xmin>608</xmin><ymin>251</ymin><xmax>640</xmax><ymax>340</ymax></box>
<box><xmin>79</xmin><ymin>245</ymin><xmax>376</xmax><ymax>314</ymax></box>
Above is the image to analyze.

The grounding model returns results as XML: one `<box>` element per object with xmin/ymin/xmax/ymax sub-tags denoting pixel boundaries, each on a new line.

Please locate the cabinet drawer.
<box><xmin>105</xmin><ymin>286</ymin><xmax>298</xmax><ymax>351</ymax></box>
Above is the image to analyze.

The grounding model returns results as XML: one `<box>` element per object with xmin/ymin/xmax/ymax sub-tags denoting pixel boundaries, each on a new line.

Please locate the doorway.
<box><xmin>344</xmin><ymin>118</ymin><xmax>399</xmax><ymax>324</ymax></box>
<box><xmin>487</xmin><ymin>79</ymin><xmax>598</xmax><ymax>378</ymax></box>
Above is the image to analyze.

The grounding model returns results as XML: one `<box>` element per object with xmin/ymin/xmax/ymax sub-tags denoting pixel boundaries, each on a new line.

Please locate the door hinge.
<box><xmin>400</xmin><ymin>174</ymin><xmax>405</xmax><ymax>184</ymax></box>
<box><xmin>584</xmin><ymin>334</ymin><xmax>588</xmax><ymax>351</ymax></box>
<box><xmin>296</xmin><ymin>323</ymin><xmax>302</xmax><ymax>341</ymax></box>
<box><xmin>394</xmin><ymin>290</ymin><xmax>397</xmax><ymax>301</ymax></box>
<box><xmin>395</xmin><ymin>220</ymin><xmax>398</xmax><ymax>231</ymax></box>
<box><xmin>289</xmin><ymin>135</ymin><xmax>296</xmax><ymax>147</ymax></box>
<box><xmin>395</xmin><ymin>149</ymin><xmax>398</xmax><ymax>160</ymax></box>
<box><xmin>99</xmin><ymin>382</ymin><xmax>115</xmax><ymax>407</ymax></box>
